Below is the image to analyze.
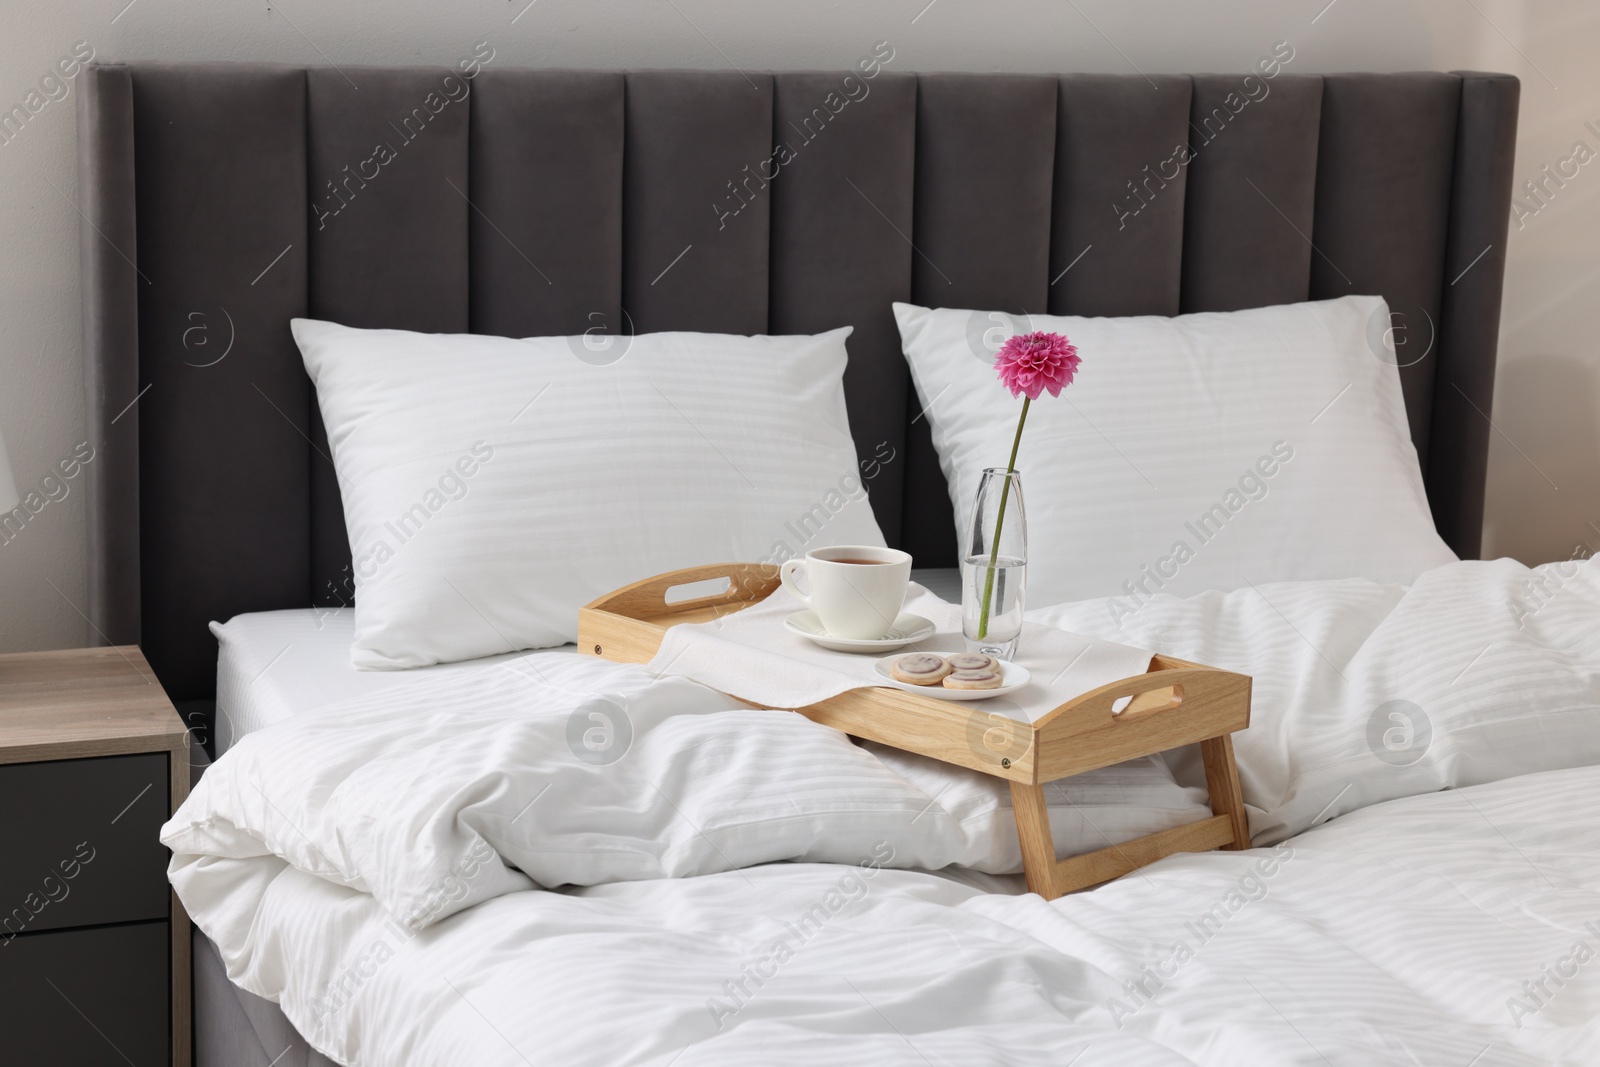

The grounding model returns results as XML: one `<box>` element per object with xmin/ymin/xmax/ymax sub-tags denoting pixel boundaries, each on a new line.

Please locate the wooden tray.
<box><xmin>579</xmin><ymin>563</ymin><xmax>1253</xmax><ymax>899</ymax></box>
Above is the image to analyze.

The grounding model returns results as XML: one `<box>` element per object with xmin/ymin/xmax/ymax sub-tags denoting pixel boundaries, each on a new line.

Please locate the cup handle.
<box><xmin>779</xmin><ymin>559</ymin><xmax>811</xmax><ymax>610</ymax></box>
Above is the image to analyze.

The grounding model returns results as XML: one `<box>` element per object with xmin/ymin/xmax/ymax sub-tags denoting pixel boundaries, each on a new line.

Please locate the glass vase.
<box><xmin>961</xmin><ymin>467</ymin><xmax>1027</xmax><ymax>660</ymax></box>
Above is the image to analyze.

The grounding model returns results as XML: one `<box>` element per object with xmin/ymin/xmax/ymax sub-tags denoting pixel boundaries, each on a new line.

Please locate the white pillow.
<box><xmin>894</xmin><ymin>296</ymin><xmax>1455</xmax><ymax>612</ymax></box>
<box><xmin>293</xmin><ymin>319</ymin><xmax>885</xmax><ymax>668</ymax></box>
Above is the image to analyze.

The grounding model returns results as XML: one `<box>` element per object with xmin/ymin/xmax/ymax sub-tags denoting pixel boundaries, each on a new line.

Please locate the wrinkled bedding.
<box><xmin>166</xmin><ymin>557</ymin><xmax>1600</xmax><ymax>1065</ymax></box>
<box><xmin>181</xmin><ymin>766</ymin><xmax>1600</xmax><ymax>1065</ymax></box>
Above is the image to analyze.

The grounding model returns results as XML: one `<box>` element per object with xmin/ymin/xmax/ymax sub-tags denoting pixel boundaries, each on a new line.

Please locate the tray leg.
<box><xmin>1009</xmin><ymin>782</ymin><xmax>1063</xmax><ymax>899</ymax></box>
<box><xmin>1011</xmin><ymin>731</ymin><xmax>1250</xmax><ymax>901</ymax></box>
<box><xmin>1200</xmin><ymin>733</ymin><xmax>1250</xmax><ymax>849</ymax></box>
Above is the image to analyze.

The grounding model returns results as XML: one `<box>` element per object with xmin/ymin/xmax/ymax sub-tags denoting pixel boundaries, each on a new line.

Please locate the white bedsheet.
<box><xmin>184</xmin><ymin>764</ymin><xmax>1600</xmax><ymax>1065</ymax></box>
<box><xmin>208</xmin><ymin>569</ymin><xmax>966</xmax><ymax>755</ymax></box>
<box><xmin>211</xmin><ymin>608</ymin><xmax>525</xmax><ymax>754</ymax></box>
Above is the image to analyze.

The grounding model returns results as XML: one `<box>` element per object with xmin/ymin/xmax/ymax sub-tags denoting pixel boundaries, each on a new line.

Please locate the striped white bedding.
<box><xmin>168</xmin><ymin>555</ymin><xmax>1600</xmax><ymax>1065</ymax></box>
<box><xmin>178</xmin><ymin>765</ymin><xmax>1600</xmax><ymax>1065</ymax></box>
<box><xmin>1031</xmin><ymin>556</ymin><xmax>1600</xmax><ymax>841</ymax></box>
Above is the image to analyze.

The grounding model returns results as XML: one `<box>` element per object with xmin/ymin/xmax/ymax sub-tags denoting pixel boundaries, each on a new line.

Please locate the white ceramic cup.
<box><xmin>779</xmin><ymin>545</ymin><xmax>912</xmax><ymax>640</ymax></box>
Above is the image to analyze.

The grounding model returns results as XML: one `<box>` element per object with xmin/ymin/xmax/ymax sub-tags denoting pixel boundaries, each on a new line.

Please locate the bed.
<box><xmin>72</xmin><ymin>63</ymin><xmax>1599</xmax><ymax>1066</ymax></box>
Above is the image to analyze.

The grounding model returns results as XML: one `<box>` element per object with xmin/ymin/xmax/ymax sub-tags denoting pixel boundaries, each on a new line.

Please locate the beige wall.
<box><xmin>0</xmin><ymin>0</ymin><xmax>1588</xmax><ymax>649</ymax></box>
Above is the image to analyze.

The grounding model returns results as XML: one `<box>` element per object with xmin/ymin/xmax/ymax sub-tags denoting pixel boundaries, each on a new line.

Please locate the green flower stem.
<box><xmin>977</xmin><ymin>396</ymin><xmax>1030</xmax><ymax>641</ymax></box>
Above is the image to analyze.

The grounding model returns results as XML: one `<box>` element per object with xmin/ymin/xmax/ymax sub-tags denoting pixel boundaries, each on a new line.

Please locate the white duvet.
<box><xmin>166</xmin><ymin>557</ymin><xmax>1600</xmax><ymax>1065</ymax></box>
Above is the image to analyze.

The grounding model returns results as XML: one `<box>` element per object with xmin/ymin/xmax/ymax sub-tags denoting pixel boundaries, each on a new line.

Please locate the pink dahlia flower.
<box><xmin>994</xmin><ymin>331</ymin><xmax>1080</xmax><ymax>400</ymax></box>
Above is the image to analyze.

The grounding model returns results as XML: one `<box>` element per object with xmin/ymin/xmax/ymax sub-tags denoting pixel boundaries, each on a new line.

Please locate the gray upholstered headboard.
<box><xmin>76</xmin><ymin>63</ymin><xmax>1519</xmax><ymax>705</ymax></box>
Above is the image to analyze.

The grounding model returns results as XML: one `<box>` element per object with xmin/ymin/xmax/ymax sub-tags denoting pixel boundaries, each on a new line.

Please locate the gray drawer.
<box><xmin>0</xmin><ymin>920</ymin><xmax>169</xmax><ymax>1064</ymax></box>
<box><xmin>0</xmin><ymin>752</ymin><xmax>170</xmax><ymax>936</ymax></box>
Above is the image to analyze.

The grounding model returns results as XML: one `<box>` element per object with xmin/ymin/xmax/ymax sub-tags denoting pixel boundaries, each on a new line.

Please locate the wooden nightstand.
<box><xmin>0</xmin><ymin>646</ymin><xmax>192</xmax><ymax>1066</ymax></box>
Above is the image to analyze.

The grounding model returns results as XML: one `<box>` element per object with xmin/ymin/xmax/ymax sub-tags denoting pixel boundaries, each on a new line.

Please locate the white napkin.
<box><xmin>646</xmin><ymin>583</ymin><xmax>1154</xmax><ymax>723</ymax></box>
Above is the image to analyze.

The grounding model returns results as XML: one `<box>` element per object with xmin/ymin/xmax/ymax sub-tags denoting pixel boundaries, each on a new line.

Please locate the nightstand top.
<box><xmin>0</xmin><ymin>646</ymin><xmax>188</xmax><ymax>764</ymax></box>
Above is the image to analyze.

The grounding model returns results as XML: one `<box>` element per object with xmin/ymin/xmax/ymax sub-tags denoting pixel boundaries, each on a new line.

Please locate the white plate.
<box><xmin>783</xmin><ymin>611</ymin><xmax>937</xmax><ymax>653</ymax></box>
<box><xmin>872</xmin><ymin>655</ymin><xmax>1031</xmax><ymax>701</ymax></box>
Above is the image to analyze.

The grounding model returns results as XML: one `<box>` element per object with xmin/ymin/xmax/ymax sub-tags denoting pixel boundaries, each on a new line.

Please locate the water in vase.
<box><xmin>961</xmin><ymin>553</ymin><xmax>1026</xmax><ymax>660</ymax></box>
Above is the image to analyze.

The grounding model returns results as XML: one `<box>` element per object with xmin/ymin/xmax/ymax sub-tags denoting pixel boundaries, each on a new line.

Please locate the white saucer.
<box><xmin>872</xmin><ymin>655</ymin><xmax>1030</xmax><ymax>701</ymax></box>
<box><xmin>783</xmin><ymin>611</ymin><xmax>937</xmax><ymax>653</ymax></box>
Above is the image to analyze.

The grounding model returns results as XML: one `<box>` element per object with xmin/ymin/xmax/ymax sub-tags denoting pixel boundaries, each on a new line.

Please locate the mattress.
<box><xmin>210</xmin><ymin>608</ymin><xmax>528</xmax><ymax>755</ymax></box>
<box><xmin>210</xmin><ymin>568</ymin><xmax>965</xmax><ymax>754</ymax></box>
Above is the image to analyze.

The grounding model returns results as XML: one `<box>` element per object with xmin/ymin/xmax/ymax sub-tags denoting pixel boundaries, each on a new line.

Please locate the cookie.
<box><xmin>947</xmin><ymin>652</ymin><xmax>1000</xmax><ymax>673</ymax></box>
<box><xmin>943</xmin><ymin>667</ymin><xmax>1004</xmax><ymax>691</ymax></box>
<box><xmin>890</xmin><ymin>653</ymin><xmax>951</xmax><ymax>685</ymax></box>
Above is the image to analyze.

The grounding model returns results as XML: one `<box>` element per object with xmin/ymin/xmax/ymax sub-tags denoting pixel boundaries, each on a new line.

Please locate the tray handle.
<box><xmin>1034</xmin><ymin>662</ymin><xmax>1251</xmax><ymax>733</ymax></box>
<box><xmin>1112</xmin><ymin>685</ymin><xmax>1185</xmax><ymax>722</ymax></box>
<box><xmin>582</xmin><ymin>562</ymin><xmax>781</xmax><ymax>620</ymax></box>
